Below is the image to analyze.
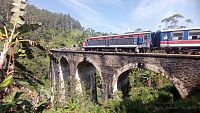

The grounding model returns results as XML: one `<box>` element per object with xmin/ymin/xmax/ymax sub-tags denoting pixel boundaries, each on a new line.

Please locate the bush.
<box><xmin>157</xmin><ymin>91</ymin><xmax>173</xmax><ymax>103</ymax></box>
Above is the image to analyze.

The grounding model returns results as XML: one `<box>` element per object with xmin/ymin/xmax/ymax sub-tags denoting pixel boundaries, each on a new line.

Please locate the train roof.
<box><xmin>87</xmin><ymin>31</ymin><xmax>151</xmax><ymax>39</ymax></box>
<box><xmin>124</xmin><ymin>31</ymin><xmax>151</xmax><ymax>34</ymax></box>
<box><xmin>160</xmin><ymin>27</ymin><xmax>200</xmax><ymax>32</ymax></box>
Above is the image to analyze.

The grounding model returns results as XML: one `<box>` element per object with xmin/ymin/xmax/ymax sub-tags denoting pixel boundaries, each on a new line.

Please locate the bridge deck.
<box><xmin>50</xmin><ymin>49</ymin><xmax>200</xmax><ymax>59</ymax></box>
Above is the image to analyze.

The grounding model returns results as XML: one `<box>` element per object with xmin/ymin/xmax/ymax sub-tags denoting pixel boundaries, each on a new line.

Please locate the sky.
<box><xmin>28</xmin><ymin>0</ymin><xmax>200</xmax><ymax>33</ymax></box>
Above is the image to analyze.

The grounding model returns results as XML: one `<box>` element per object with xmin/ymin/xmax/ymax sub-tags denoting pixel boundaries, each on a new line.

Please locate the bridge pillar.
<box><xmin>49</xmin><ymin>58</ymin><xmax>60</xmax><ymax>103</ymax></box>
<box><xmin>101</xmin><ymin>72</ymin><xmax>114</xmax><ymax>101</ymax></box>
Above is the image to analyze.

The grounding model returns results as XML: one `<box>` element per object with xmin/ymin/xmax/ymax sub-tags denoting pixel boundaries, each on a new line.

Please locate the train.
<box><xmin>82</xmin><ymin>27</ymin><xmax>200</xmax><ymax>54</ymax></box>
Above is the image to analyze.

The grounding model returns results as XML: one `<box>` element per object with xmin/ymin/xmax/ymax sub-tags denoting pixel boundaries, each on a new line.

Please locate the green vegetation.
<box><xmin>0</xmin><ymin>0</ymin><xmax>199</xmax><ymax>113</ymax></box>
<box><xmin>45</xmin><ymin>69</ymin><xmax>200</xmax><ymax>113</ymax></box>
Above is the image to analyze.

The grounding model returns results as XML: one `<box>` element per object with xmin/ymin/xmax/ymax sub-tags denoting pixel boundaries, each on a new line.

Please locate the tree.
<box><xmin>0</xmin><ymin>1</ymin><xmax>57</xmax><ymax>112</ymax></box>
<box><xmin>185</xmin><ymin>19</ymin><xmax>193</xmax><ymax>27</ymax></box>
<box><xmin>161</xmin><ymin>14</ymin><xmax>184</xmax><ymax>29</ymax></box>
<box><xmin>0</xmin><ymin>0</ymin><xmax>27</xmax><ymax>82</ymax></box>
<box><xmin>160</xmin><ymin>13</ymin><xmax>192</xmax><ymax>30</ymax></box>
<box><xmin>161</xmin><ymin>18</ymin><xmax>171</xmax><ymax>29</ymax></box>
<box><xmin>0</xmin><ymin>0</ymin><xmax>52</xmax><ymax>97</ymax></box>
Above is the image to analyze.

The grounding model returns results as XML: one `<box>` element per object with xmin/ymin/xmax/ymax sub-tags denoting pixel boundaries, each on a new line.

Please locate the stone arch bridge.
<box><xmin>49</xmin><ymin>49</ymin><xmax>200</xmax><ymax>102</ymax></box>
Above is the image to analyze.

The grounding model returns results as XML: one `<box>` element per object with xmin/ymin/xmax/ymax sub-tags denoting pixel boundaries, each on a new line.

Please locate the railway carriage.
<box><xmin>83</xmin><ymin>27</ymin><xmax>200</xmax><ymax>54</ymax></box>
<box><xmin>152</xmin><ymin>27</ymin><xmax>200</xmax><ymax>54</ymax></box>
<box><xmin>83</xmin><ymin>31</ymin><xmax>151</xmax><ymax>52</ymax></box>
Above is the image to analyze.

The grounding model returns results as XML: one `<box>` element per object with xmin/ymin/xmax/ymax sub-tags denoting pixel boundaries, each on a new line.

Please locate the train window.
<box><xmin>189</xmin><ymin>30</ymin><xmax>200</xmax><ymax>36</ymax></box>
<box><xmin>189</xmin><ymin>30</ymin><xmax>200</xmax><ymax>40</ymax></box>
<box><xmin>178</xmin><ymin>37</ymin><xmax>183</xmax><ymax>40</ymax></box>
<box><xmin>173</xmin><ymin>32</ymin><xmax>183</xmax><ymax>40</ymax></box>
<box><xmin>163</xmin><ymin>33</ymin><xmax>168</xmax><ymax>40</ymax></box>
<box><xmin>144</xmin><ymin>35</ymin><xmax>147</xmax><ymax>43</ymax></box>
<box><xmin>88</xmin><ymin>39</ymin><xmax>106</xmax><ymax>45</ymax></box>
<box><xmin>134</xmin><ymin>38</ymin><xmax>138</xmax><ymax>45</ymax></box>
<box><xmin>173</xmin><ymin>32</ymin><xmax>183</xmax><ymax>37</ymax></box>
<box><xmin>192</xmin><ymin>36</ymin><xmax>198</xmax><ymax>40</ymax></box>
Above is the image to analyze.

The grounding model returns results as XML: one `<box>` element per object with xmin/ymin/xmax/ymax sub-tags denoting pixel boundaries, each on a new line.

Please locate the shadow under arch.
<box><xmin>59</xmin><ymin>57</ymin><xmax>70</xmax><ymax>82</ymax></box>
<box><xmin>60</xmin><ymin>57</ymin><xmax>72</xmax><ymax>97</ymax></box>
<box><xmin>113</xmin><ymin>63</ymin><xmax>138</xmax><ymax>93</ymax></box>
<box><xmin>144</xmin><ymin>63</ymin><xmax>186</xmax><ymax>98</ymax></box>
<box><xmin>112</xmin><ymin>62</ymin><xmax>185</xmax><ymax>98</ymax></box>
<box><xmin>117</xmin><ymin>69</ymin><xmax>133</xmax><ymax>98</ymax></box>
<box><xmin>75</xmin><ymin>58</ymin><xmax>102</xmax><ymax>75</ymax></box>
<box><xmin>75</xmin><ymin>58</ymin><xmax>102</xmax><ymax>102</ymax></box>
<box><xmin>58</xmin><ymin>57</ymin><xmax>71</xmax><ymax>101</ymax></box>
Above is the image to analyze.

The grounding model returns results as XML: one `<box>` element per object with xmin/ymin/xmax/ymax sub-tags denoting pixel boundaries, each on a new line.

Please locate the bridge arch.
<box><xmin>112</xmin><ymin>62</ymin><xmax>186</xmax><ymax>98</ymax></box>
<box><xmin>75</xmin><ymin>58</ymin><xmax>102</xmax><ymax>74</ymax></box>
<box><xmin>59</xmin><ymin>56</ymin><xmax>70</xmax><ymax>82</ymax></box>
<box><xmin>144</xmin><ymin>63</ymin><xmax>188</xmax><ymax>98</ymax></box>
<box><xmin>53</xmin><ymin>56</ymin><xmax>71</xmax><ymax>103</ymax></box>
<box><xmin>75</xmin><ymin>58</ymin><xmax>102</xmax><ymax>102</ymax></box>
<box><xmin>113</xmin><ymin>63</ymin><xmax>138</xmax><ymax>93</ymax></box>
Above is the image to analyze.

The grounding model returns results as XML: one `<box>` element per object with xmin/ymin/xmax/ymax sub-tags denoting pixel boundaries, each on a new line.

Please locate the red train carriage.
<box><xmin>83</xmin><ymin>31</ymin><xmax>151</xmax><ymax>52</ymax></box>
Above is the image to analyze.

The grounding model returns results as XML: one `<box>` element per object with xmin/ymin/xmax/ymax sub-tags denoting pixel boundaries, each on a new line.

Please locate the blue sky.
<box><xmin>28</xmin><ymin>0</ymin><xmax>200</xmax><ymax>33</ymax></box>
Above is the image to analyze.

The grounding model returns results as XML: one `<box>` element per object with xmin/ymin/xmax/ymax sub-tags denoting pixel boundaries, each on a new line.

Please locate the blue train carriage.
<box><xmin>159</xmin><ymin>27</ymin><xmax>200</xmax><ymax>54</ymax></box>
<box><xmin>83</xmin><ymin>31</ymin><xmax>152</xmax><ymax>52</ymax></box>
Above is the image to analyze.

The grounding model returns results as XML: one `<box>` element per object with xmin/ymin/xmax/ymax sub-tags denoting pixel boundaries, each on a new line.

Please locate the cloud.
<box><xmin>96</xmin><ymin>0</ymin><xmax>122</xmax><ymax>5</ymax></box>
<box><xmin>131</xmin><ymin>0</ymin><xmax>199</xmax><ymax>21</ymax></box>
<box><xmin>67</xmin><ymin>0</ymin><xmax>99</xmax><ymax>15</ymax></box>
<box><xmin>131</xmin><ymin>0</ymin><xmax>200</xmax><ymax>30</ymax></box>
<box><xmin>132</xmin><ymin>0</ymin><xmax>179</xmax><ymax>20</ymax></box>
<box><xmin>29</xmin><ymin>0</ymin><xmax>200</xmax><ymax>33</ymax></box>
<box><xmin>57</xmin><ymin>0</ymin><xmax>127</xmax><ymax>33</ymax></box>
<box><xmin>78</xmin><ymin>0</ymin><xmax>122</xmax><ymax>6</ymax></box>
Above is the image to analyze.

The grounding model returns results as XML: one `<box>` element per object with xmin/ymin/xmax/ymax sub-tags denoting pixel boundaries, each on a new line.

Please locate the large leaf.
<box><xmin>12</xmin><ymin>2</ymin><xmax>27</xmax><ymax>9</ymax></box>
<box><xmin>10</xmin><ymin>11</ymin><xmax>25</xmax><ymax>25</ymax></box>
<box><xmin>0</xmin><ymin>75</ymin><xmax>13</xmax><ymax>90</ymax></box>
<box><xmin>10</xmin><ymin>0</ymin><xmax>27</xmax><ymax>27</ymax></box>
<box><xmin>11</xmin><ymin>7</ymin><xmax>26</xmax><ymax>16</ymax></box>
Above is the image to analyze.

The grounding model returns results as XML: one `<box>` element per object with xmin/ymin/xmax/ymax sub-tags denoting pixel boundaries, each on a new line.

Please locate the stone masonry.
<box><xmin>49</xmin><ymin>49</ymin><xmax>200</xmax><ymax>101</ymax></box>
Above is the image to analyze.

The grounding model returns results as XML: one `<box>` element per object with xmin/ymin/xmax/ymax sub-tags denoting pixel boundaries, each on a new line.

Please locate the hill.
<box><xmin>0</xmin><ymin>0</ymin><xmax>82</xmax><ymax>31</ymax></box>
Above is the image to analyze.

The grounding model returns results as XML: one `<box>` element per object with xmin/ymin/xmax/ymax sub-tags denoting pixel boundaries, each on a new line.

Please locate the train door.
<box><xmin>183</xmin><ymin>31</ymin><xmax>188</xmax><ymax>40</ymax></box>
<box><xmin>105</xmin><ymin>37</ymin><xmax>109</xmax><ymax>47</ymax></box>
<box><xmin>137</xmin><ymin>35</ymin><xmax>143</xmax><ymax>46</ymax></box>
<box><xmin>143</xmin><ymin>33</ymin><xmax>151</xmax><ymax>48</ymax></box>
<box><xmin>143</xmin><ymin>34</ymin><xmax>147</xmax><ymax>47</ymax></box>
